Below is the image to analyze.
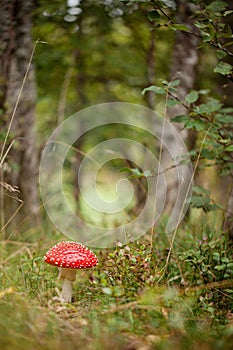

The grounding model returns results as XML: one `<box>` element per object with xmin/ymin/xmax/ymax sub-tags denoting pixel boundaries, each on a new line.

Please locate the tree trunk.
<box><xmin>223</xmin><ymin>185</ymin><xmax>233</xmax><ymax>240</ymax></box>
<box><xmin>133</xmin><ymin>26</ymin><xmax>156</xmax><ymax>215</ymax></box>
<box><xmin>162</xmin><ymin>1</ymin><xmax>199</xmax><ymax>226</ymax></box>
<box><xmin>145</xmin><ymin>27</ymin><xmax>156</xmax><ymax>110</ymax></box>
<box><xmin>0</xmin><ymin>0</ymin><xmax>39</xmax><ymax>232</ymax></box>
<box><xmin>219</xmin><ymin>0</ymin><xmax>233</xmax><ymax>240</ymax></box>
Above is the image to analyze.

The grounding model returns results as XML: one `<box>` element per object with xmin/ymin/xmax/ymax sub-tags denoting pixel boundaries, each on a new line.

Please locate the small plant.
<box><xmin>94</xmin><ymin>241</ymin><xmax>155</xmax><ymax>300</ymax></box>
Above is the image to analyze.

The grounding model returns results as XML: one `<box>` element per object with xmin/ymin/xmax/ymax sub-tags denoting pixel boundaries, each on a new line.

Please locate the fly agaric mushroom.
<box><xmin>44</xmin><ymin>241</ymin><xmax>98</xmax><ymax>303</ymax></box>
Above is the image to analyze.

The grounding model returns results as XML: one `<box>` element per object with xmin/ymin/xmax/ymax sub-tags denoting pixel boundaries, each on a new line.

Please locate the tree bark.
<box><xmin>219</xmin><ymin>0</ymin><xmax>233</xmax><ymax>240</ymax></box>
<box><xmin>223</xmin><ymin>185</ymin><xmax>233</xmax><ymax>240</ymax></box>
<box><xmin>162</xmin><ymin>1</ymin><xmax>199</xmax><ymax>223</ymax></box>
<box><xmin>133</xmin><ymin>26</ymin><xmax>156</xmax><ymax>215</ymax></box>
<box><xmin>145</xmin><ymin>27</ymin><xmax>156</xmax><ymax>110</ymax></box>
<box><xmin>0</xmin><ymin>0</ymin><xmax>39</xmax><ymax>232</ymax></box>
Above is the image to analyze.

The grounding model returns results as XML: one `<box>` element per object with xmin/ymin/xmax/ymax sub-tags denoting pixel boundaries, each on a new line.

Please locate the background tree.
<box><xmin>0</xmin><ymin>0</ymin><xmax>40</xmax><ymax>233</ymax></box>
<box><xmin>157</xmin><ymin>1</ymin><xmax>199</xmax><ymax>220</ymax></box>
<box><xmin>143</xmin><ymin>0</ymin><xmax>233</xmax><ymax>238</ymax></box>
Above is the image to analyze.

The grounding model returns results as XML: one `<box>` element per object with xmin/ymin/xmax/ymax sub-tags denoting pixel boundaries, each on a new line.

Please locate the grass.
<box><xmin>0</xmin><ymin>219</ymin><xmax>233</xmax><ymax>350</ymax></box>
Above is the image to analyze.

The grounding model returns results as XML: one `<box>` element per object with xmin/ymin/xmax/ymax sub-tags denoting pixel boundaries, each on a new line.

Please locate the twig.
<box><xmin>0</xmin><ymin>201</ymin><xmax>24</xmax><ymax>234</ymax></box>
<box><xmin>151</xmin><ymin>0</ymin><xmax>233</xmax><ymax>57</ymax></box>
<box><xmin>2</xmin><ymin>192</ymin><xmax>22</xmax><ymax>203</ymax></box>
<box><xmin>0</xmin><ymin>137</ymin><xmax>25</xmax><ymax>168</ymax></box>
<box><xmin>102</xmin><ymin>300</ymin><xmax>139</xmax><ymax>314</ymax></box>
<box><xmin>182</xmin><ymin>279</ymin><xmax>233</xmax><ymax>294</ymax></box>
<box><xmin>150</xmin><ymin>87</ymin><xmax>169</xmax><ymax>250</ymax></box>
<box><xmin>0</xmin><ymin>39</ymin><xmax>46</xmax><ymax>236</ymax></box>
<box><xmin>157</xmin><ymin>127</ymin><xmax>212</xmax><ymax>283</ymax></box>
<box><xmin>57</xmin><ymin>64</ymin><xmax>74</xmax><ymax>125</ymax></box>
<box><xmin>104</xmin><ymin>279</ymin><xmax>233</xmax><ymax>314</ymax></box>
<box><xmin>0</xmin><ymin>39</ymin><xmax>42</xmax><ymax>163</ymax></box>
<box><xmin>0</xmin><ymin>181</ymin><xmax>19</xmax><ymax>193</ymax></box>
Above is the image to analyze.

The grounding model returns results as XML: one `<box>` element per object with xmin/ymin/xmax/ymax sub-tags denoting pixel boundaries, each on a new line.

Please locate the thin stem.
<box><xmin>150</xmin><ymin>88</ymin><xmax>169</xmax><ymax>250</ymax></box>
<box><xmin>150</xmin><ymin>0</ymin><xmax>233</xmax><ymax>57</ymax></box>
<box><xmin>0</xmin><ymin>168</ymin><xmax>5</xmax><ymax>237</ymax></box>
<box><xmin>0</xmin><ymin>201</ymin><xmax>24</xmax><ymax>234</ymax></box>
<box><xmin>0</xmin><ymin>40</ymin><xmax>41</xmax><ymax>163</ymax></box>
<box><xmin>157</xmin><ymin>127</ymin><xmax>212</xmax><ymax>283</ymax></box>
<box><xmin>0</xmin><ymin>39</ymin><xmax>46</xmax><ymax>235</ymax></box>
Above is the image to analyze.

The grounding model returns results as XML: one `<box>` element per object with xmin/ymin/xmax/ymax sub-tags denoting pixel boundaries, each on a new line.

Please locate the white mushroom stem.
<box><xmin>58</xmin><ymin>268</ymin><xmax>77</xmax><ymax>303</ymax></box>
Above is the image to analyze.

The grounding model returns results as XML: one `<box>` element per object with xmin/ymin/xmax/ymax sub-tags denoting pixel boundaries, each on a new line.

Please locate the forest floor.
<box><xmin>0</xmin><ymin>217</ymin><xmax>233</xmax><ymax>350</ymax></box>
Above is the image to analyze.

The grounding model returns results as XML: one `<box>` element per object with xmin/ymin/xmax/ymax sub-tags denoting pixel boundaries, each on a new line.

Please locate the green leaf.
<box><xmin>218</xmin><ymin>139</ymin><xmax>230</xmax><ymax>144</ymax></box>
<box><xmin>220</xmin><ymin>107</ymin><xmax>233</xmax><ymax>113</ymax></box>
<box><xmin>121</xmin><ymin>168</ymin><xmax>143</xmax><ymax>178</ymax></box>
<box><xmin>191</xmin><ymin>196</ymin><xmax>210</xmax><ymax>208</ymax></box>
<box><xmin>215</xmin><ymin>114</ymin><xmax>233</xmax><ymax>124</ymax></box>
<box><xmin>222</xmin><ymin>24</ymin><xmax>233</xmax><ymax>38</ymax></box>
<box><xmin>201</xmin><ymin>148</ymin><xmax>214</xmax><ymax>160</ymax></box>
<box><xmin>203</xmin><ymin>203</ymin><xmax>219</xmax><ymax>212</ymax></box>
<box><xmin>214</xmin><ymin>61</ymin><xmax>232</xmax><ymax>75</ymax></box>
<box><xmin>142</xmin><ymin>85</ymin><xmax>166</xmax><ymax>95</ymax></box>
<box><xmin>169</xmin><ymin>79</ymin><xmax>180</xmax><ymax>87</ymax></box>
<box><xmin>213</xmin><ymin>252</ymin><xmax>220</xmax><ymax>261</ymax></box>
<box><xmin>120</xmin><ymin>167</ymin><xmax>131</xmax><ymax>173</ymax></box>
<box><xmin>226</xmin><ymin>145</ymin><xmax>233</xmax><ymax>152</ymax></box>
<box><xmin>196</xmin><ymin>99</ymin><xmax>222</xmax><ymax>114</ymax></box>
<box><xmin>102</xmin><ymin>287</ymin><xmax>112</xmax><ymax>295</ymax></box>
<box><xmin>147</xmin><ymin>10</ymin><xmax>160</xmax><ymax>22</ymax></box>
<box><xmin>161</xmin><ymin>79</ymin><xmax>169</xmax><ymax>86</ymax></box>
<box><xmin>171</xmin><ymin>115</ymin><xmax>189</xmax><ymax>123</ymax></box>
<box><xmin>171</xmin><ymin>115</ymin><xmax>206</xmax><ymax>131</ymax></box>
<box><xmin>170</xmin><ymin>24</ymin><xmax>190</xmax><ymax>32</ymax></box>
<box><xmin>199</xmin><ymin>89</ymin><xmax>210</xmax><ymax>95</ymax></box>
<box><xmin>214</xmin><ymin>265</ymin><xmax>226</xmax><ymax>271</ymax></box>
<box><xmin>221</xmin><ymin>257</ymin><xmax>229</xmax><ymax>263</ymax></box>
<box><xmin>143</xmin><ymin>170</ymin><xmax>153</xmax><ymax>177</ymax></box>
<box><xmin>224</xmin><ymin>10</ymin><xmax>233</xmax><ymax>16</ymax></box>
<box><xmin>185</xmin><ymin>90</ymin><xmax>199</xmax><ymax>104</ymax></box>
<box><xmin>202</xmin><ymin>32</ymin><xmax>212</xmax><ymax>43</ymax></box>
<box><xmin>167</xmin><ymin>98</ymin><xmax>181</xmax><ymax>107</ymax></box>
<box><xmin>189</xmin><ymin>150</ymin><xmax>197</xmax><ymax>158</ymax></box>
<box><xmin>206</xmin><ymin>1</ymin><xmax>227</xmax><ymax>12</ymax></box>
<box><xmin>185</xmin><ymin>119</ymin><xmax>206</xmax><ymax>131</ymax></box>
<box><xmin>193</xmin><ymin>186</ymin><xmax>210</xmax><ymax>196</ymax></box>
<box><xmin>216</xmin><ymin>50</ymin><xmax>227</xmax><ymax>59</ymax></box>
<box><xmin>194</xmin><ymin>21</ymin><xmax>207</xmax><ymax>29</ymax></box>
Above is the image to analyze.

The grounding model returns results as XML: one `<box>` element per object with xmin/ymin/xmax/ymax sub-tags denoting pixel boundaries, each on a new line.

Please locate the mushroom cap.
<box><xmin>44</xmin><ymin>241</ymin><xmax>98</xmax><ymax>269</ymax></box>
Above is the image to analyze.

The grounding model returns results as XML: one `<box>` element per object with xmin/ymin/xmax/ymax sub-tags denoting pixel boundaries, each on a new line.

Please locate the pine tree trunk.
<box><xmin>0</xmin><ymin>0</ymin><xmax>39</xmax><ymax>232</ymax></box>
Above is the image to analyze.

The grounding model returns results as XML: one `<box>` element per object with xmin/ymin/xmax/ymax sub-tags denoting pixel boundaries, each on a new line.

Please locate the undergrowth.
<box><xmin>0</xmin><ymin>222</ymin><xmax>233</xmax><ymax>350</ymax></box>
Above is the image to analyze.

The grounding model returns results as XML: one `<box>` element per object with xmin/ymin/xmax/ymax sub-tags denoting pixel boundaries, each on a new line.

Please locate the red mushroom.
<box><xmin>44</xmin><ymin>241</ymin><xmax>98</xmax><ymax>303</ymax></box>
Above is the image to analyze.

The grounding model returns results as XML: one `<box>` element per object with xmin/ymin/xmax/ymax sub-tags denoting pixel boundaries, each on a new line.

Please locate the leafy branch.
<box><xmin>149</xmin><ymin>0</ymin><xmax>233</xmax><ymax>80</ymax></box>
